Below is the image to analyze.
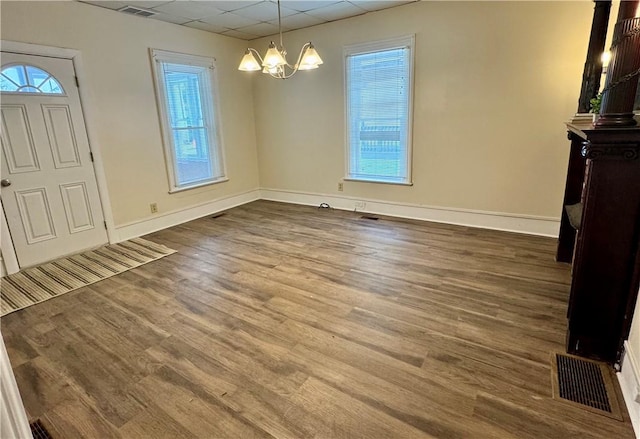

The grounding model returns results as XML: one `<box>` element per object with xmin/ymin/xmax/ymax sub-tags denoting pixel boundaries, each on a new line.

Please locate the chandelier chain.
<box><xmin>278</xmin><ymin>0</ymin><xmax>284</xmax><ymax>49</ymax></box>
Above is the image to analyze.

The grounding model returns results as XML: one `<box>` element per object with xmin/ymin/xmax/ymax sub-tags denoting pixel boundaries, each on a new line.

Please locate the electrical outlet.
<box><xmin>355</xmin><ymin>201</ymin><xmax>366</xmax><ymax>210</ymax></box>
<box><xmin>338</xmin><ymin>182</ymin><xmax>344</xmax><ymax>192</ymax></box>
<box><xmin>150</xmin><ymin>203</ymin><xmax>158</xmax><ymax>214</ymax></box>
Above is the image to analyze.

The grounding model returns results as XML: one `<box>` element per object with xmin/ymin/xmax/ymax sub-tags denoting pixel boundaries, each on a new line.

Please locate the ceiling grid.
<box><xmin>79</xmin><ymin>0</ymin><xmax>415</xmax><ymax>40</ymax></box>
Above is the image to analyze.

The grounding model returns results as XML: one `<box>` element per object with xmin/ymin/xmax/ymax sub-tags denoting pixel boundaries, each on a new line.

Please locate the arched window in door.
<box><xmin>0</xmin><ymin>64</ymin><xmax>64</xmax><ymax>94</ymax></box>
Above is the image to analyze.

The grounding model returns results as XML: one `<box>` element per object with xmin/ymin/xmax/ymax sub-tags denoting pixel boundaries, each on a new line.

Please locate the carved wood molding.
<box><xmin>581</xmin><ymin>141</ymin><xmax>640</xmax><ymax>160</ymax></box>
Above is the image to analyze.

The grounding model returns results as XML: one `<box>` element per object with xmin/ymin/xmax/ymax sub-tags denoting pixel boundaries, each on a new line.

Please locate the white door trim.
<box><xmin>1</xmin><ymin>40</ymin><xmax>115</xmax><ymax>272</ymax></box>
<box><xmin>0</xmin><ymin>335</ymin><xmax>31</xmax><ymax>439</ymax></box>
<box><xmin>0</xmin><ymin>200</ymin><xmax>19</xmax><ymax>275</ymax></box>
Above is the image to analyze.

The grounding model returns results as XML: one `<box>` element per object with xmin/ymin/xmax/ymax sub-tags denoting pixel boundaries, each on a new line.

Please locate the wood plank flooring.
<box><xmin>2</xmin><ymin>200</ymin><xmax>635</xmax><ymax>438</ymax></box>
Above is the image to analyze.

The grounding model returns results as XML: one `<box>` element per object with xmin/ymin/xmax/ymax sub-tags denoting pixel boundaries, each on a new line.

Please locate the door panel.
<box><xmin>59</xmin><ymin>182</ymin><xmax>94</xmax><ymax>233</ymax></box>
<box><xmin>0</xmin><ymin>52</ymin><xmax>107</xmax><ymax>268</ymax></box>
<box><xmin>42</xmin><ymin>104</ymin><xmax>81</xmax><ymax>168</ymax></box>
<box><xmin>14</xmin><ymin>187</ymin><xmax>57</xmax><ymax>243</ymax></box>
<box><xmin>0</xmin><ymin>105</ymin><xmax>40</xmax><ymax>173</ymax></box>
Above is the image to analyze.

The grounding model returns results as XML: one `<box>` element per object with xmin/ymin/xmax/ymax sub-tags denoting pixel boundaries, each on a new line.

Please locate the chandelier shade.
<box><xmin>298</xmin><ymin>45</ymin><xmax>323</xmax><ymax>70</ymax></box>
<box><xmin>238</xmin><ymin>49</ymin><xmax>261</xmax><ymax>71</ymax></box>
<box><xmin>262</xmin><ymin>42</ymin><xmax>288</xmax><ymax>68</ymax></box>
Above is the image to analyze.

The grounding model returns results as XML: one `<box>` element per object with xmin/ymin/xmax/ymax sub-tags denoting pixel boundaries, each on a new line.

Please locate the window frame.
<box><xmin>150</xmin><ymin>49</ymin><xmax>227</xmax><ymax>193</ymax></box>
<box><xmin>343</xmin><ymin>35</ymin><xmax>415</xmax><ymax>186</ymax></box>
<box><xmin>0</xmin><ymin>63</ymin><xmax>66</xmax><ymax>95</ymax></box>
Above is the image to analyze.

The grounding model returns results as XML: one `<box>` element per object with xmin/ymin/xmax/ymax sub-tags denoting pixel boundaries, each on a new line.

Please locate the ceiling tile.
<box><xmin>231</xmin><ymin>2</ymin><xmax>298</xmax><ymax>21</ymax></box>
<box><xmin>79</xmin><ymin>0</ymin><xmax>417</xmax><ymax>40</ymax></box>
<box><xmin>151</xmin><ymin>12</ymin><xmax>194</xmax><ymax>24</ymax></box>
<box><xmin>279</xmin><ymin>1</ymin><xmax>340</xmax><ymax>12</ymax></box>
<box><xmin>126</xmin><ymin>1</ymin><xmax>174</xmax><ymax>8</ymax></box>
<box><xmin>270</xmin><ymin>12</ymin><xmax>323</xmax><ymax>30</ymax></box>
<box><xmin>152</xmin><ymin>1</ymin><xmax>225</xmax><ymax>19</ymax></box>
<box><xmin>184</xmin><ymin>20</ymin><xmax>232</xmax><ymax>33</ymax></box>
<box><xmin>79</xmin><ymin>1</ymin><xmax>130</xmax><ymax>10</ymax></box>
<box><xmin>212</xmin><ymin>11</ymin><xmax>257</xmax><ymax>28</ymax></box>
<box><xmin>348</xmin><ymin>1</ymin><xmax>412</xmax><ymax>13</ymax></box>
<box><xmin>306</xmin><ymin>2</ymin><xmax>365</xmax><ymax>21</ymax></box>
<box><xmin>221</xmin><ymin>28</ymin><xmax>260</xmax><ymax>40</ymax></box>
<box><xmin>236</xmin><ymin>22</ymin><xmax>280</xmax><ymax>38</ymax></box>
<box><xmin>208</xmin><ymin>1</ymin><xmax>262</xmax><ymax>12</ymax></box>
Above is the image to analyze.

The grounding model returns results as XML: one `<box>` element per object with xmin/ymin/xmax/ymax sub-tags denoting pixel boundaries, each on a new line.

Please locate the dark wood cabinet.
<box><xmin>557</xmin><ymin>121</ymin><xmax>640</xmax><ymax>364</ymax></box>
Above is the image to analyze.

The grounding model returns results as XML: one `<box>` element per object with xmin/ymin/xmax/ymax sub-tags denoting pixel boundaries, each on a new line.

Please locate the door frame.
<box><xmin>0</xmin><ymin>336</ymin><xmax>31</xmax><ymax>438</ymax></box>
<box><xmin>0</xmin><ymin>40</ymin><xmax>115</xmax><ymax>274</ymax></box>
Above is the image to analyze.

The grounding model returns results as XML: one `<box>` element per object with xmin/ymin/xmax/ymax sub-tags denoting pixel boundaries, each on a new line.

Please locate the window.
<box><xmin>345</xmin><ymin>36</ymin><xmax>414</xmax><ymax>185</ymax></box>
<box><xmin>0</xmin><ymin>64</ymin><xmax>64</xmax><ymax>94</ymax></box>
<box><xmin>151</xmin><ymin>49</ymin><xmax>226</xmax><ymax>192</ymax></box>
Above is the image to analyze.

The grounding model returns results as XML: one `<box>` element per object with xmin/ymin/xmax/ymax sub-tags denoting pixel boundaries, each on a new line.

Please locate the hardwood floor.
<box><xmin>2</xmin><ymin>200</ymin><xmax>635</xmax><ymax>438</ymax></box>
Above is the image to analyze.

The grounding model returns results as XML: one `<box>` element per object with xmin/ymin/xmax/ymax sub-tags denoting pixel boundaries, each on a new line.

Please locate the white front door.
<box><xmin>0</xmin><ymin>52</ymin><xmax>107</xmax><ymax>268</ymax></box>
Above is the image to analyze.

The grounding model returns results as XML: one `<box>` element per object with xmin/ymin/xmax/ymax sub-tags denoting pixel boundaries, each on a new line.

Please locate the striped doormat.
<box><xmin>1</xmin><ymin>238</ymin><xmax>176</xmax><ymax>316</ymax></box>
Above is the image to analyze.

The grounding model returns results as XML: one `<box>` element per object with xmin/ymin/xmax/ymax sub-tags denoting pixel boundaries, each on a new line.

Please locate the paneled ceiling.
<box><xmin>79</xmin><ymin>1</ymin><xmax>416</xmax><ymax>40</ymax></box>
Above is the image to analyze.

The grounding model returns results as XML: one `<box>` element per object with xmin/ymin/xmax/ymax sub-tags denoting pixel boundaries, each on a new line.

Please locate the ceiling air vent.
<box><xmin>117</xmin><ymin>6</ymin><xmax>156</xmax><ymax>17</ymax></box>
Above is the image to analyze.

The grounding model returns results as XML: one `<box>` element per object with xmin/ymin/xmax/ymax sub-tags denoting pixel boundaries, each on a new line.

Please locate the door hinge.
<box><xmin>104</xmin><ymin>221</ymin><xmax>107</xmax><ymax>230</ymax></box>
<box><xmin>75</xmin><ymin>76</ymin><xmax>79</xmax><ymax>87</ymax></box>
<box><xmin>89</xmin><ymin>152</ymin><xmax>94</xmax><ymax>162</ymax></box>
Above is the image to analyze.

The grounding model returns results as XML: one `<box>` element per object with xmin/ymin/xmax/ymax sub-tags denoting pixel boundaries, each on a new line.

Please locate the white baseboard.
<box><xmin>619</xmin><ymin>341</ymin><xmax>640</xmax><ymax>438</ymax></box>
<box><xmin>113</xmin><ymin>187</ymin><xmax>561</xmax><ymax>243</ymax></box>
<box><xmin>114</xmin><ymin>189</ymin><xmax>260</xmax><ymax>242</ymax></box>
<box><xmin>259</xmin><ymin>188</ymin><xmax>560</xmax><ymax>237</ymax></box>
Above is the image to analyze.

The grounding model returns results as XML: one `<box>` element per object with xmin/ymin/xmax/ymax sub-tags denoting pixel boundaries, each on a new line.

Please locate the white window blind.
<box><xmin>345</xmin><ymin>37</ymin><xmax>414</xmax><ymax>184</ymax></box>
<box><xmin>151</xmin><ymin>50</ymin><xmax>226</xmax><ymax>192</ymax></box>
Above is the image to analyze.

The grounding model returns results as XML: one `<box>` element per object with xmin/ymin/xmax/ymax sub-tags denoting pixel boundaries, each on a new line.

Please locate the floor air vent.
<box><xmin>360</xmin><ymin>215</ymin><xmax>379</xmax><ymax>220</ymax></box>
<box><xmin>551</xmin><ymin>353</ymin><xmax>622</xmax><ymax>420</ymax></box>
<box><xmin>30</xmin><ymin>419</ymin><xmax>54</xmax><ymax>439</ymax></box>
<box><xmin>211</xmin><ymin>213</ymin><xmax>226</xmax><ymax>219</ymax></box>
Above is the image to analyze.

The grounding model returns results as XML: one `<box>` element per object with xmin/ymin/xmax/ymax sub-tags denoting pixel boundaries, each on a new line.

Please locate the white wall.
<box><xmin>630</xmin><ymin>295</ymin><xmax>640</xmax><ymax>372</ymax></box>
<box><xmin>252</xmin><ymin>1</ymin><xmax>592</xmax><ymax>221</ymax></box>
<box><xmin>1</xmin><ymin>1</ymin><xmax>260</xmax><ymax>229</ymax></box>
<box><xmin>0</xmin><ymin>1</ymin><xmax>594</xmax><ymax>237</ymax></box>
<box><xmin>620</xmin><ymin>292</ymin><xmax>640</xmax><ymax>438</ymax></box>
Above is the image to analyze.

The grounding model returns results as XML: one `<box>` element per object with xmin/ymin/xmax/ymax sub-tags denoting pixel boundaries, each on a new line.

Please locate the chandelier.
<box><xmin>238</xmin><ymin>0</ymin><xmax>323</xmax><ymax>79</ymax></box>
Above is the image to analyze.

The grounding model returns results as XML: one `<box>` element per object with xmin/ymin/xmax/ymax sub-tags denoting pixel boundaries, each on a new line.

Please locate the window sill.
<box><xmin>344</xmin><ymin>178</ymin><xmax>413</xmax><ymax>186</ymax></box>
<box><xmin>169</xmin><ymin>177</ymin><xmax>229</xmax><ymax>194</ymax></box>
